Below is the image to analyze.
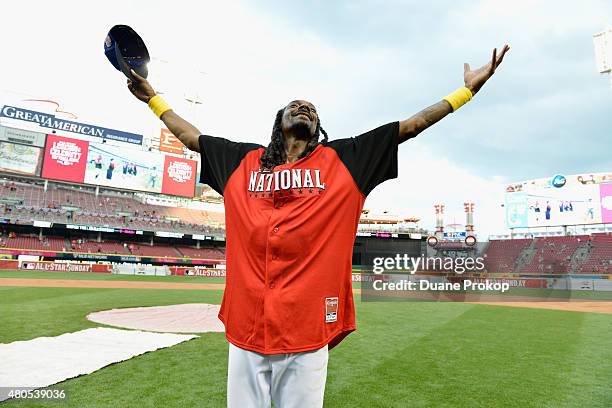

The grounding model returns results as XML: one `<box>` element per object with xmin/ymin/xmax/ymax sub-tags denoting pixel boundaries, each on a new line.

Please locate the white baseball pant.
<box><xmin>227</xmin><ymin>342</ymin><xmax>329</xmax><ymax>408</ymax></box>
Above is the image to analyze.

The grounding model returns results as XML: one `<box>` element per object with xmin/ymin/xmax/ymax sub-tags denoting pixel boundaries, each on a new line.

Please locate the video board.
<box><xmin>505</xmin><ymin>173</ymin><xmax>612</xmax><ymax>228</ymax></box>
<box><xmin>40</xmin><ymin>134</ymin><xmax>196</xmax><ymax>197</ymax></box>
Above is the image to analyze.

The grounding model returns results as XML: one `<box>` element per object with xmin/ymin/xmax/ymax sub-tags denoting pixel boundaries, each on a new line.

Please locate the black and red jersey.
<box><xmin>199</xmin><ymin>121</ymin><xmax>399</xmax><ymax>354</ymax></box>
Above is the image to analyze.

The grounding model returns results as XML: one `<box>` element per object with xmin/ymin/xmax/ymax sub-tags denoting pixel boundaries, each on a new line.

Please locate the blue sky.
<box><xmin>0</xmin><ymin>0</ymin><xmax>610</xmax><ymax>236</ymax></box>
<box><xmin>262</xmin><ymin>0</ymin><xmax>611</xmax><ymax>178</ymax></box>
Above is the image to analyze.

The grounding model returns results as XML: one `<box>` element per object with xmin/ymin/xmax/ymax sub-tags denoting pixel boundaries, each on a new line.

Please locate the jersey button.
<box><xmin>269</xmin><ymin>281</ymin><xmax>275</xmax><ymax>289</ymax></box>
<box><xmin>273</xmin><ymin>227</ymin><xmax>279</xmax><ymax>233</ymax></box>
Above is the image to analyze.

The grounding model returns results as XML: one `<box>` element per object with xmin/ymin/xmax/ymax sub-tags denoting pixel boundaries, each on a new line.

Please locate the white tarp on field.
<box><xmin>87</xmin><ymin>303</ymin><xmax>224</xmax><ymax>333</ymax></box>
<box><xmin>0</xmin><ymin>328</ymin><xmax>197</xmax><ymax>401</ymax></box>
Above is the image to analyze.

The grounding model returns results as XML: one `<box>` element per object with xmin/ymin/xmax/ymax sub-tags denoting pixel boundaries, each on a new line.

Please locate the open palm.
<box><xmin>464</xmin><ymin>45</ymin><xmax>510</xmax><ymax>95</ymax></box>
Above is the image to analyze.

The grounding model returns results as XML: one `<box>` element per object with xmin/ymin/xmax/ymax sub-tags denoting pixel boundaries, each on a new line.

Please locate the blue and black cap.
<box><xmin>104</xmin><ymin>25</ymin><xmax>150</xmax><ymax>79</ymax></box>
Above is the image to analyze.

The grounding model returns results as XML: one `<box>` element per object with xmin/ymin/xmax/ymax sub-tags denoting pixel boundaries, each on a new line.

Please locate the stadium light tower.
<box><xmin>464</xmin><ymin>202</ymin><xmax>475</xmax><ymax>236</ymax></box>
<box><xmin>593</xmin><ymin>28</ymin><xmax>612</xmax><ymax>88</ymax></box>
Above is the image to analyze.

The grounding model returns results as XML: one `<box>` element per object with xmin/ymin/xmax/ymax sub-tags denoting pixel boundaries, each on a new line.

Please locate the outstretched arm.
<box><xmin>127</xmin><ymin>70</ymin><xmax>201</xmax><ymax>152</ymax></box>
<box><xmin>398</xmin><ymin>44</ymin><xmax>510</xmax><ymax>144</ymax></box>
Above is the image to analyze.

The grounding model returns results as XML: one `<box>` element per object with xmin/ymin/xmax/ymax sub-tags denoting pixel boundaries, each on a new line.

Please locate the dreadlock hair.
<box><xmin>259</xmin><ymin>108</ymin><xmax>329</xmax><ymax>171</ymax></box>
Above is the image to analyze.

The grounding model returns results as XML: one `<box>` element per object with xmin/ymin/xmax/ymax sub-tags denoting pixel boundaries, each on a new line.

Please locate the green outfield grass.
<box><xmin>1</xmin><ymin>283</ymin><xmax>612</xmax><ymax>407</ymax></box>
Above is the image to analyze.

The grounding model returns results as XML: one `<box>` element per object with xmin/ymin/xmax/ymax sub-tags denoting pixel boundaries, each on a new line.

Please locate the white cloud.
<box><xmin>365</xmin><ymin>140</ymin><xmax>507</xmax><ymax>238</ymax></box>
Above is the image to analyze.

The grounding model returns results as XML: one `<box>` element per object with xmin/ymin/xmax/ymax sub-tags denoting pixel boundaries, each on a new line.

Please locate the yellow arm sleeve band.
<box><xmin>148</xmin><ymin>95</ymin><xmax>172</xmax><ymax>118</ymax></box>
<box><xmin>442</xmin><ymin>86</ymin><xmax>473</xmax><ymax>112</ymax></box>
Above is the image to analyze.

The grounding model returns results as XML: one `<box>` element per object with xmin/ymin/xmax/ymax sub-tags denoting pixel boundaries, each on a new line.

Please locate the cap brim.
<box><xmin>115</xmin><ymin>45</ymin><xmax>135</xmax><ymax>80</ymax></box>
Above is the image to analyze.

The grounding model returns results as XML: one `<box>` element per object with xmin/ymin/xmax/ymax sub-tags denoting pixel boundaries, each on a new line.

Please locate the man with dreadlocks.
<box><xmin>127</xmin><ymin>44</ymin><xmax>509</xmax><ymax>407</ymax></box>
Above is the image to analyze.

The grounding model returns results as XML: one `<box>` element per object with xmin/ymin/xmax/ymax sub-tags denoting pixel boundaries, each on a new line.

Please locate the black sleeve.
<box><xmin>199</xmin><ymin>135</ymin><xmax>263</xmax><ymax>196</ymax></box>
<box><xmin>326</xmin><ymin>121</ymin><xmax>399</xmax><ymax>196</ymax></box>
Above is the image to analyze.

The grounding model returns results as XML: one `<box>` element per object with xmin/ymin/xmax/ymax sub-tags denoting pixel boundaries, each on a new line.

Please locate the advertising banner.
<box><xmin>448</xmin><ymin>276</ymin><xmax>547</xmax><ymax>289</ymax></box>
<box><xmin>83</xmin><ymin>142</ymin><xmax>164</xmax><ymax>193</ymax></box>
<box><xmin>0</xmin><ymin>105</ymin><xmax>143</xmax><ymax>145</ymax></box>
<box><xmin>161</xmin><ymin>156</ymin><xmax>197</xmax><ymax>197</ymax></box>
<box><xmin>0</xmin><ymin>141</ymin><xmax>43</xmax><ymax>175</ymax></box>
<box><xmin>15</xmin><ymin>260</ymin><xmax>108</xmax><ymax>273</ymax></box>
<box><xmin>171</xmin><ymin>266</ymin><xmax>226</xmax><ymax>277</ymax></box>
<box><xmin>20</xmin><ymin>261</ymin><xmax>94</xmax><ymax>272</ymax></box>
<box><xmin>159</xmin><ymin>128</ymin><xmax>185</xmax><ymax>154</ymax></box>
<box><xmin>443</xmin><ymin>232</ymin><xmax>467</xmax><ymax>241</ymax></box>
<box><xmin>41</xmin><ymin>134</ymin><xmax>89</xmax><ymax>183</ymax></box>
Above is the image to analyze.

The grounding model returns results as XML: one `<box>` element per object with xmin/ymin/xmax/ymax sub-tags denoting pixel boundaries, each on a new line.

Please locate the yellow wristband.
<box><xmin>442</xmin><ymin>86</ymin><xmax>473</xmax><ymax>112</ymax></box>
<box><xmin>148</xmin><ymin>95</ymin><xmax>172</xmax><ymax>118</ymax></box>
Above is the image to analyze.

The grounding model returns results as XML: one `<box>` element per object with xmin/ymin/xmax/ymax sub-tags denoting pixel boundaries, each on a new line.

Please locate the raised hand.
<box><xmin>464</xmin><ymin>44</ymin><xmax>510</xmax><ymax>95</ymax></box>
<box><xmin>127</xmin><ymin>69</ymin><xmax>156</xmax><ymax>103</ymax></box>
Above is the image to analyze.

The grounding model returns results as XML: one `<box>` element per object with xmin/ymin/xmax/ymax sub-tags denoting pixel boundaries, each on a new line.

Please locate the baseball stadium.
<box><xmin>2</xmin><ymin>2</ymin><xmax>612</xmax><ymax>407</ymax></box>
<box><xmin>1</xmin><ymin>139</ymin><xmax>612</xmax><ymax>407</ymax></box>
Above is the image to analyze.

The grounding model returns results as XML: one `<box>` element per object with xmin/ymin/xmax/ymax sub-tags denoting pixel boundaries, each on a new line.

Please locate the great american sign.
<box><xmin>0</xmin><ymin>105</ymin><xmax>143</xmax><ymax>145</ymax></box>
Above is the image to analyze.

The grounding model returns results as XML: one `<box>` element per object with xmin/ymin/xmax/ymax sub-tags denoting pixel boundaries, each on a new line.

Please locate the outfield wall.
<box><xmin>170</xmin><ymin>266</ymin><xmax>226</xmax><ymax>277</ymax></box>
<box><xmin>2</xmin><ymin>259</ymin><xmax>612</xmax><ymax>291</ymax></box>
<box><xmin>446</xmin><ymin>275</ymin><xmax>612</xmax><ymax>292</ymax></box>
<box><xmin>0</xmin><ymin>259</ymin><xmax>111</xmax><ymax>273</ymax></box>
<box><xmin>448</xmin><ymin>276</ymin><xmax>548</xmax><ymax>289</ymax></box>
<box><xmin>0</xmin><ymin>248</ymin><xmax>224</xmax><ymax>266</ymax></box>
<box><xmin>112</xmin><ymin>264</ymin><xmax>170</xmax><ymax>276</ymax></box>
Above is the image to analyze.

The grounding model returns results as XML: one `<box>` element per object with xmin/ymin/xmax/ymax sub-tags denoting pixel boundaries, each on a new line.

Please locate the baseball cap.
<box><xmin>104</xmin><ymin>25</ymin><xmax>150</xmax><ymax>79</ymax></box>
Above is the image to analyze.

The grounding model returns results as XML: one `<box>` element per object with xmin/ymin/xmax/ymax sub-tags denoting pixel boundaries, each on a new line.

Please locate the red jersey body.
<box><xmin>199</xmin><ymin>121</ymin><xmax>399</xmax><ymax>354</ymax></box>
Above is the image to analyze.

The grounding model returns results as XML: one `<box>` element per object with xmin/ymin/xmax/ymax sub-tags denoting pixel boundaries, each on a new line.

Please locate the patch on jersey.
<box><xmin>325</xmin><ymin>297</ymin><xmax>338</xmax><ymax>323</ymax></box>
